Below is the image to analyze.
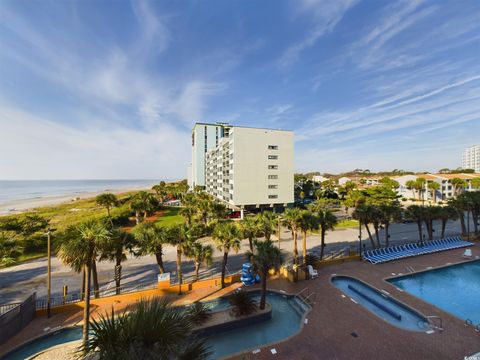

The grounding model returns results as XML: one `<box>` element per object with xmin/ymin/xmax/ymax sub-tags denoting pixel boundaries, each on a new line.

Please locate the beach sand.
<box><xmin>0</xmin><ymin>186</ymin><xmax>148</xmax><ymax>216</ymax></box>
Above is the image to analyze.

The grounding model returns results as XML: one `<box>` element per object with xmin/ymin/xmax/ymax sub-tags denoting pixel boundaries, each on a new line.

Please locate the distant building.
<box><xmin>312</xmin><ymin>175</ymin><xmax>329</xmax><ymax>183</ymax></box>
<box><xmin>204</xmin><ymin>125</ymin><xmax>294</xmax><ymax>215</ymax></box>
<box><xmin>462</xmin><ymin>145</ymin><xmax>480</xmax><ymax>173</ymax></box>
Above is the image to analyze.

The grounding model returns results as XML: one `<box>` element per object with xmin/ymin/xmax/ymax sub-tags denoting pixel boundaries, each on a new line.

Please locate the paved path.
<box><xmin>0</xmin><ymin>220</ymin><xmax>465</xmax><ymax>303</ymax></box>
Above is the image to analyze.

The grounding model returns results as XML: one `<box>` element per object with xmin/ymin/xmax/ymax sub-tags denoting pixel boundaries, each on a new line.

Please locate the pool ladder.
<box><xmin>295</xmin><ymin>287</ymin><xmax>316</xmax><ymax>307</ymax></box>
<box><xmin>427</xmin><ymin>316</ymin><xmax>444</xmax><ymax>332</ymax></box>
<box><xmin>405</xmin><ymin>266</ymin><xmax>415</xmax><ymax>273</ymax></box>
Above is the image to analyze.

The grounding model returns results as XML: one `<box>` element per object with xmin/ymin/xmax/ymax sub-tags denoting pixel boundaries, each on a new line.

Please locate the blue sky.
<box><xmin>1</xmin><ymin>0</ymin><xmax>480</xmax><ymax>179</ymax></box>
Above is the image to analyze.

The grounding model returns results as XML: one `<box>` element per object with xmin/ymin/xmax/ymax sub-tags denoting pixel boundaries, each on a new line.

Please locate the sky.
<box><xmin>1</xmin><ymin>0</ymin><xmax>480</xmax><ymax>180</ymax></box>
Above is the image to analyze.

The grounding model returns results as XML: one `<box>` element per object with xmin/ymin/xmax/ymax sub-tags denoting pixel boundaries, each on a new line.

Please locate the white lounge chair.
<box><xmin>462</xmin><ymin>249</ymin><xmax>472</xmax><ymax>258</ymax></box>
<box><xmin>307</xmin><ymin>265</ymin><xmax>318</xmax><ymax>279</ymax></box>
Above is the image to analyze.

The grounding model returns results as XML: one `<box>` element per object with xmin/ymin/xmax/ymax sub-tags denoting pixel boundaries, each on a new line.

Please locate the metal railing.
<box><xmin>295</xmin><ymin>287</ymin><xmax>316</xmax><ymax>306</ymax></box>
<box><xmin>427</xmin><ymin>315</ymin><xmax>443</xmax><ymax>332</ymax></box>
<box><xmin>0</xmin><ymin>302</ymin><xmax>22</xmax><ymax>315</ymax></box>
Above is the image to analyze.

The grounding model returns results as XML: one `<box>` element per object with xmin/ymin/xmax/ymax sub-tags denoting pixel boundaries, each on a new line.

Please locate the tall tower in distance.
<box><xmin>462</xmin><ymin>145</ymin><xmax>480</xmax><ymax>173</ymax></box>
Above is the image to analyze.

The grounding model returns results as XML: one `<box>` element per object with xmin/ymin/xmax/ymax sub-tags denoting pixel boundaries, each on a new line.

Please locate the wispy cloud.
<box><xmin>278</xmin><ymin>0</ymin><xmax>358</xmax><ymax>68</ymax></box>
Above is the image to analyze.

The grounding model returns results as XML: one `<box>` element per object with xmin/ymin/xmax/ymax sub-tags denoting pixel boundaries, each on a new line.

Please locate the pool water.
<box><xmin>2</xmin><ymin>291</ymin><xmax>308</xmax><ymax>360</ymax></box>
<box><xmin>388</xmin><ymin>260</ymin><xmax>480</xmax><ymax>324</ymax></box>
<box><xmin>331</xmin><ymin>276</ymin><xmax>429</xmax><ymax>332</ymax></box>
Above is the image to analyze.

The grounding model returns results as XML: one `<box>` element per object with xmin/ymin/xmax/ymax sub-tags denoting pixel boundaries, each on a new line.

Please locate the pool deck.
<box><xmin>2</xmin><ymin>244</ymin><xmax>479</xmax><ymax>359</ymax></box>
<box><xmin>231</xmin><ymin>243</ymin><xmax>480</xmax><ymax>360</ymax></box>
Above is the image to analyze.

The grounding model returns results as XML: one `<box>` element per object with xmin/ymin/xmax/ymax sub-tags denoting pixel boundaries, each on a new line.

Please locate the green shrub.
<box><xmin>228</xmin><ymin>290</ymin><xmax>257</xmax><ymax>317</ymax></box>
<box><xmin>186</xmin><ymin>301</ymin><xmax>212</xmax><ymax>326</ymax></box>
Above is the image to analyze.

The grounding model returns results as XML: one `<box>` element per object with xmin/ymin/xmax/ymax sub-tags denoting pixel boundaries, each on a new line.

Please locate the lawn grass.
<box><xmin>335</xmin><ymin>219</ymin><xmax>359</xmax><ymax>229</ymax></box>
<box><xmin>155</xmin><ymin>207</ymin><xmax>183</xmax><ymax>227</ymax></box>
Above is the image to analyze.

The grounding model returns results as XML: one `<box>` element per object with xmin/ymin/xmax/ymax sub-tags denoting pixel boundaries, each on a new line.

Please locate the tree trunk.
<box><xmin>459</xmin><ymin>212</ymin><xmax>466</xmax><ymax>235</ymax></box>
<box><xmin>106</xmin><ymin>207</ymin><xmax>111</xmax><ymax>219</ymax></box>
<box><xmin>82</xmin><ymin>262</ymin><xmax>91</xmax><ymax>353</ymax></box>
<box><xmin>155</xmin><ymin>246</ymin><xmax>165</xmax><ymax>273</ymax></box>
<box><xmin>195</xmin><ymin>261</ymin><xmax>200</xmax><ymax>281</ymax></box>
<box><xmin>80</xmin><ymin>267</ymin><xmax>85</xmax><ymax>300</ymax></box>
<box><xmin>91</xmin><ymin>260</ymin><xmax>100</xmax><ymax>298</ymax></box>
<box><xmin>364</xmin><ymin>222</ymin><xmax>376</xmax><ymax>248</ymax></box>
<box><xmin>176</xmin><ymin>247</ymin><xmax>182</xmax><ymax>295</ymax></box>
<box><xmin>373</xmin><ymin>223</ymin><xmax>381</xmax><ymax>248</ymax></box>
<box><xmin>472</xmin><ymin>210</ymin><xmax>479</xmax><ymax>234</ymax></box>
<box><xmin>433</xmin><ymin>190</ymin><xmax>436</xmax><ymax>203</ymax></box>
<box><xmin>135</xmin><ymin>211</ymin><xmax>140</xmax><ymax>225</ymax></box>
<box><xmin>293</xmin><ymin>231</ymin><xmax>298</xmax><ymax>265</ymax></box>
<box><xmin>248</xmin><ymin>237</ymin><xmax>253</xmax><ymax>252</ymax></box>
<box><xmin>302</xmin><ymin>230</ymin><xmax>307</xmax><ymax>264</ymax></box>
<box><xmin>259</xmin><ymin>269</ymin><xmax>267</xmax><ymax>310</ymax></box>
<box><xmin>385</xmin><ymin>223</ymin><xmax>390</xmax><ymax>248</ymax></box>
<box><xmin>221</xmin><ymin>251</ymin><xmax>228</xmax><ymax>288</ymax></box>
<box><xmin>319</xmin><ymin>229</ymin><xmax>326</xmax><ymax>260</ymax></box>
<box><xmin>417</xmin><ymin>221</ymin><xmax>423</xmax><ymax>243</ymax></box>
<box><xmin>114</xmin><ymin>257</ymin><xmax>122</xmax><ymax>295</ymax></box>
<box><xmin>441</xmin><ymin>219</ymin><xmax>447</xmax><ymax>239</ymax></box>
<box><xmin>143</xmin><ymin>211</ymin><xmax>148</xmax><ymax>220</ymax></box>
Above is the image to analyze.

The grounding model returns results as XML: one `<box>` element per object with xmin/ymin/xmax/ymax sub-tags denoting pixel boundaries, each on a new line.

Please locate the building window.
<box><xmin>268</xmin><ymin>145</ymin><xmax>278</xmax><ymax>150</ymax></box>
<box><xmin>268</xmin><ymin>155</ymin><xmax>278</xmax><ymax>160</ymax></box>
<box><xmin>268</xmin><ymin>175</ymin><xmax>278</xmax><ymax>179</ymax></box>
<box><xmin>268</xmin><ymin>195</ymin><xmax>278</xmax><ymax>199</ymax></box>
<box><xmin>268</xmin><ymin>185</ymin><xmax>278</xmax><ymax>189</ymax></box>
<box><xmin>268</xmin><ymin>165</ymin><xmax>278</xmax><ymax>169</ymax></box>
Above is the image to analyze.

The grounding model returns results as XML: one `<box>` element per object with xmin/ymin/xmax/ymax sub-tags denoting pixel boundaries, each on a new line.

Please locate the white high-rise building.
<box><xmin>188</xmin><ymin>122</ymin><xmax>231</xmax><ymax>188</ymax></box>
<box><xmin>193</xmin><ymin>123</ymin><xmax>294</xmax><ymax>212</ymax></box>
<box><xmin>462</xmin><ymin>145</ymin><xmax>480</xmax><ymax>173</ymax></box>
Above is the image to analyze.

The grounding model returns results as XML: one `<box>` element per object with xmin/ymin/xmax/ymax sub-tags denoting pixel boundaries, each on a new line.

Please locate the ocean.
<box><xmin>0</xmin><ymin>179</ymin><xmax>159</xmax><ymax>205</ymax></box>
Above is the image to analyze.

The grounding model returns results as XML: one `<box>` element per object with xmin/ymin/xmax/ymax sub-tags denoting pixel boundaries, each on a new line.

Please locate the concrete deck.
<box><xmin>232</xmin><ymin>243</ymin><xmax>480</xmax><ymax>360</ymax></box>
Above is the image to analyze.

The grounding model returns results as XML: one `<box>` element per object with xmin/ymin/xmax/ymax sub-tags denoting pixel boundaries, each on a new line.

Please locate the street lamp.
<box><xmin>358</xmin><ymin>220</ymin><xmax>362</xmax><ymax>257</ymax></box>
<box><xmin>46</xmin><ymin>228</ymin><xmax>56</xmax><ymax>318</ymax></box>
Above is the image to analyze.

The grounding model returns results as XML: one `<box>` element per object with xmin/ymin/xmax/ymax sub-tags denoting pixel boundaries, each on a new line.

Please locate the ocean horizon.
<box><xmin>0</xmin><ymin>179</ymin><xmax>164</xmax><ymax>205</ymax></box>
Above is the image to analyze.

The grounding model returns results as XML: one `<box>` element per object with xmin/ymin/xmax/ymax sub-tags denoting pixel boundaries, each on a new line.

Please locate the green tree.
<box><xmin>313</xmin><ymin>208</ymin><xmax>337</xmax><ymax>259</ymax></box>
<box><xmin>98</xmin><ymin>228</ymin><xmax>136</xmax><ymax>294</ymax></box>
<box><xmin>427</xmin><ymin>182</ymin><xmax>440</xmax><ymax>203</ymax></box>
<box><xmin>130</xmin><ymin>191</ymin><xmax>158</xmax><ymax>224</ymax></box>
<box><xmin>247</xmin><ymin>239</ymin><xmax>283</xmax><ymax>310</ymax></box>
<box><xmin>353</xmin><ymin>204</ymin><xmax>376</xmax><ymax>248</ymax></box>
<box><xmin>438</xmin><ymin>206</ymin><xmax>458</xmax><ymax>239</ymax></box>
<box><xmin>297</xmin><ymin>210</ymin><xmax>318</xmax><ymax>263</ymax></box>
<box><xmin>238</xmin><ymin>216</ymin><xmax>259</xmax><ymax>251</ymax></box>
<box><xmin>184</xmin><ymin>241</ymin><xmax>213</xmax><ymax>281</ymax></box>
<box><xmin>134</xmin><ymin>222</ymin><xmax>169</xmax><ymax>273</ymax></box>
<box><xmin>406</xmin><ymin>205</ymin><xmax>425</xmax><ymax>242</ymax></box>
<box><xmin>212</xmin><ymin>221</ymin><xmax>241</xmax><ymax>288</ymax></box>
<box><xmin>57</xmin><ymin>220</ymin><xmax>110</xmax><ymax>352</ymax></box>
<box><xmin>451</xmin><ymin>178</ymin><xmax>468</xmax><ymax>197</ymax></box>
<box><xmin>95</xmin><ymin>193</ymin><xmax>119</xmax><ymax>220</ymax></box>
<box><xmin>378</xmin><ymin>203</ymin><xmax>402</xmax><ymax>247</ymax></box>
<box><xmin>0</xmin><ymin>233</ymin><xmax>23</xmax><ymax>265</ymax></box>
<box><xmin>282</xmin><ymin>208</ymin><xmax>302</xmax><ymax>266</ymax></box>
<box><xmin>471</xmin><ymin>177</ymin><xmax>480</xmax><ymax>190</ymax></box>
<box><xmin>255</xmin><ymin>211</ymin><xmax>277</xmax><ymax>241</ymax></box>
<box><xmin>448</xmin><ymin>197</ymin><xmax>468</xmax><ymax>234</ymax></box>
<box><xmin>86</xmin><ymin>298</ymin><xmax>211</xmax><ymax>359</ymax></box>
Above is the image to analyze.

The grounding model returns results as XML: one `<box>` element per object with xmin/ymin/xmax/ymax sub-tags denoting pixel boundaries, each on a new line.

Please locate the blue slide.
<box><xmin>240</xmin><ymin>262</ymin><xmax>260</xmax><ymax>286</ymax></box>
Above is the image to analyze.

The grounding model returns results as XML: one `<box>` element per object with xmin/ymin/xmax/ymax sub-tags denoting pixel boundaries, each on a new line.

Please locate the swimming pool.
<box><xmin>2</xmin><ymin>290</ymin><xmax>309</xmax><ymax>360</ymax></box>
<box><xmin>388</xmin><ymin>260</ymin><xmax>480</xmax><ymax>325</ymax></box>
<box><xmin>331</xmin><ymin>276</ymin><xmax>430</xmax><ymax>332</ymax></box>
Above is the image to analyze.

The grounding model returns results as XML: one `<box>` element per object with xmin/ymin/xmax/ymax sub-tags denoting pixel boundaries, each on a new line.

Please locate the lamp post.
<box><xmin>358</xmin><ymin>220</ymin><xmax>362</xmax><ymax>257</ymax></box>
<box><xmin>46</xmin><ymin>227</ymin><xmax>56</xmax><ymax>318</ymax></box>
<box><xmin>46</xmin><ymin>229</ymin><xmax>52</xmax><ymax>318</ymax></box>
<box><xmin>467</xmin><ymin>211</ymin><xmax>470</xmax><ymax>241</ymax></box>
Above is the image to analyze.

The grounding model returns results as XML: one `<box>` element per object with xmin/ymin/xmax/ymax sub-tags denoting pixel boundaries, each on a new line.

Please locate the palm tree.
<box><xmin>184</xmin><ymin>241</ymin><xmax>213</xmax><ymax>281</ymax></box>
<box><xmin>427</xmin><ymin>182</ymin><xmax>440</xmax><ymax>203</ymax></box>
<box><xmin>130</xmin><ymin>191</ymin><xmax>158</xmax><ymax>224</ymax></box>
<box><xmin>297</xmin><ymin>209</ymin><xmax>318</xmax><ymax>263</ymax></box>
<box><xmin>238</xmin><ymin>216</ymin><xmax>259</xmax><ymax>251</ymax></box>
<box><xmin>212</xmin><ymin>221</ymin><xmax>241</xmax><ymax>288</ymax></box>
<box><xmin>353</xmin><ymin>204</ymin><xmax>376</xmax><ymax>248</ymax></box>
<box><xmin>255</xmin><ymin>211</ymin><xmax>277</xmax><ymax>241</ymax></box>
<box><xmin>98</xmin><ymin>227</ymin><xmax>136</xmax><ymax>295</ymax></box>
<box><xmin>282</xmin><ymin>208</ymin><xmax>302</xmax><ymax>266</ymax></box>
<box><xmin>406</xmin><ymin>205</ymin><xmax>425</xmax><ymax>242</ymax></box>
<box><xmin>405</xmin><ymin>180</ymin><xmax>418</xmax><ymax>200</ymax></box>
<box><xmin>314</xmin><ymin>208</ymin><xmax>337</xmax><ymax>259</ymax></box>
<box><xmin>95</xmin><ymin>193</ymin><xmax>119</xmax><ymax>220</ymax></box>
<box><xmin>471</xmin><ymin>177</ymin><xmax>480</xmax><ymax>190</ymax></box>
<box><xmin>133</xmin><ymin>222</ymin><xmax>168</xmax><ymax>274</ymax></box>
<box><xmin>86</xmin><ymin>298</ymin><xmax>211</xmax><ymax>359</ymax></box>
<box><xmin>247</xmin><ymin>239</ymin><xmax>283</xmax><ymax>310</ymax></box>
<box><xmin>168</xmin><ymin>224</ymin><xmax>200</xmax><ymax>294</ymax></box>
<box><xmin>448</xmin><ymin>197</ymin><xmax>468</xmax><ymax>235</ymax></box>
<box><xmin>57</xmin><ymin>220</ymin><xmax>110</xmax><ymax>352</ymax></box>
<box><xmin>152</xmin><ymin>182</ymin><xmax>168</xmax><ymax>203</ymax></box>
<box><xmin>422</xmin><ymin>205</ymin><xmax>441</xmax><ymax>240</ymax></box>
<box><xmin>378</xmin><ymin>203</ymin><xmax>401</xmax><ymax>247</ymax></box>
<box><xmin>438</xmin><ymin>206</ymin><xmax>458</xmax><ymax>238</ymax></box>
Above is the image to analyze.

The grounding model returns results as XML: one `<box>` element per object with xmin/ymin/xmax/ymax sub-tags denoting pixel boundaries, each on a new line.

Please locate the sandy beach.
<box><xmin>0</xmin><ymin>186</ymin><xmax>149</xmax><ymax>216</ymax></box>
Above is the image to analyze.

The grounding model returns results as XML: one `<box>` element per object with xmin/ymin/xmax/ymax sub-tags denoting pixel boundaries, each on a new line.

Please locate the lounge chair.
<box><xmin>307</xmin><ymin>265</ymin><xmax>318</xmax><ymax>279</ymax></box>
<box><xmin>462</xmin><ymin>249</ymin><xmax>472</xmax><ymax>258</ymax></box>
